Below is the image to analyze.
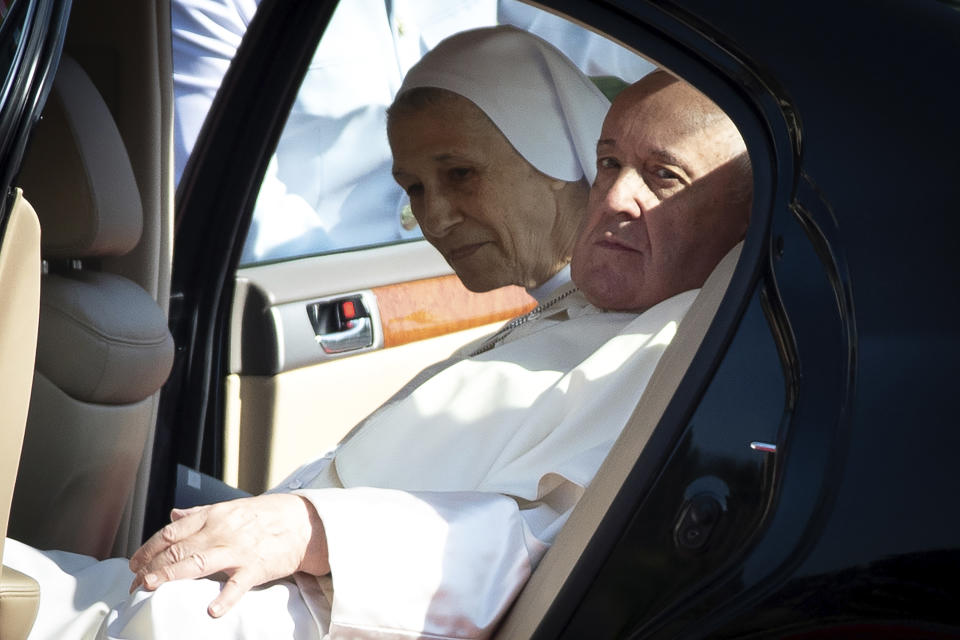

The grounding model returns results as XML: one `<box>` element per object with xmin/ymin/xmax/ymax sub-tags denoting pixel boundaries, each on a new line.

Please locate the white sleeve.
<box><xmin>171</xmin><ymin>0</ymin><xmax>259</xmax><ymax>182</ymax></box>
<box><xmin>294</xmin><ymin>482</ymin><xmax>578</xmax><ymax>639</ymax></box>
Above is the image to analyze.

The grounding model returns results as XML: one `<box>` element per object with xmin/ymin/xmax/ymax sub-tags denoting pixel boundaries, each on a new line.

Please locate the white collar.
<box><xmin>526</xmin><ymin>264</ymin><xmax>571</xmax><ymax>302</ymax></box>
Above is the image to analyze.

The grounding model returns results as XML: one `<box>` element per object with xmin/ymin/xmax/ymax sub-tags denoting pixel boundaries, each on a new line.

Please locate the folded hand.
<box><xmin>129</xmin><ymin>493</ymin><xmax>329</xmax><ymax>617</ymax></box>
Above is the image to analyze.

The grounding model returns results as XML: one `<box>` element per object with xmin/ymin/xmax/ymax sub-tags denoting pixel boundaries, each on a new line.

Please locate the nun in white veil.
<box><xmin>3</xmin><ymin>27</ymin><xmax>697</xmax><ymax>640</ymax></box>
<box><xmin>387</xmin><ymin>25</ymin><xmax>611</xmax><ymax>300</ymax></box>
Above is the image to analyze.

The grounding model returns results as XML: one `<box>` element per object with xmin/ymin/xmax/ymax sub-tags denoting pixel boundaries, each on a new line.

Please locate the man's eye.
<box><xmin>597</xmin><ymin>157</ymin><xmax>620</xmax><ymax>170</ymax></box>
<box><xmin>654</xmin><ymin>167</ymin><xmax>681</xmax><ymax>181</ymax></box>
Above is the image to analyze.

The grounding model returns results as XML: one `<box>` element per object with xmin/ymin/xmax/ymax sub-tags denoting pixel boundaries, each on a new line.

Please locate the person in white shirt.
<box><xmin>3</xmin><ymin>70</ymin><xmax>752</xmax><ymax>640</ymax></box>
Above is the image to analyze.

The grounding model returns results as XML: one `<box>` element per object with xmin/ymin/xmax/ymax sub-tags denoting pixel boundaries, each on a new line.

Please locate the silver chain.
<box><xmin>469</xmin><ymin>286</ymin><xmax>579</xmax><ymax>356</ymax></box>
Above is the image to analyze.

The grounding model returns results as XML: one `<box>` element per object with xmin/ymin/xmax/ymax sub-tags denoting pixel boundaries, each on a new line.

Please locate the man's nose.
<box><xmin>417</xmin><ymin>189</ymin><xmax>462</xmax><ymax>238</ymax></box>
<box><xmin>602</xmin><ymin>169</ymin><xmax>649</xmax><ymax>218</ymax></box>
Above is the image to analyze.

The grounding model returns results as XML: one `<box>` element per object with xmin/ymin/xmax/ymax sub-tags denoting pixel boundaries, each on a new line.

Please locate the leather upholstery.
<box><xmin>0</xmin><ymin>566</ymin><xmax>41</xmax><ymax>640</ymax></box>
<box><xmin>18</xmin><ymin>56</ymin><xmax>142</xmax><ymax>259</ymax></box>
<box><xmin>0</xmin><ymin>192</ymin><xmax>42</xmax><ymax>640</ymax></box>
<box><xmin>37</xmin><ymin>270</ymin><xmax>173</xmax><ymax>404</ymax></box>
<box><xmin>9</xmin><ymin>56</ymin><xmax>174</xmax><ymax>558</ymax></box>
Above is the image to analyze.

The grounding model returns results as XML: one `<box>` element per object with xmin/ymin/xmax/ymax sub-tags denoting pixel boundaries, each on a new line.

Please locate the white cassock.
<box><xmin>3</xmin><ymin>286</ymin><xmax>696</xmax><ymax>639</ymax></box>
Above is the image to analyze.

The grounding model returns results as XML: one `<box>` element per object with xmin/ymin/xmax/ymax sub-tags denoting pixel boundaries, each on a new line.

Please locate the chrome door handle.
<box><xmin>315</xmin><ymin>316</ymin><xmax>373</xmax><ymax>354</ymax></box>
<box><xmin>306</xmin><ymin>296</ymin><xmax>375</xmax><ymax>354</ymax></box>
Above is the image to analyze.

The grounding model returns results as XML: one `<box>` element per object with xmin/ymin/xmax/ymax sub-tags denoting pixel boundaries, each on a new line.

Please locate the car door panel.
<box><xmin>373</xmin><ymin>274</ymin><xmax>535</xmax><ymax>347</ymax></box>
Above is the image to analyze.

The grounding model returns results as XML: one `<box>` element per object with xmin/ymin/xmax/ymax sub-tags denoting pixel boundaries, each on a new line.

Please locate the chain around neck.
<box><xmin>469</xmin><ymin>285</ymin><xmax>579</xmax><ymax>357</ymax></box>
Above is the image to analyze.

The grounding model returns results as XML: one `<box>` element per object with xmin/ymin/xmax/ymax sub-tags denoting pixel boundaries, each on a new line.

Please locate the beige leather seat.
<box><xmin>9</xmin><ymin>56</ymin><xmax>174</xmax><ymax>559</ymax></box>
<box><xmin>0</xmin><ymin>192</ymin><xmax>42</xmax><ymax>640</ymax></box>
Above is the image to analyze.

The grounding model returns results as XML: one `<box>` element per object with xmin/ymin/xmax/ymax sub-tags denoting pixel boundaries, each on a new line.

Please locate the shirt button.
<box><xmin>288</xmin><ymin>479</ymin><xmax>303</xmax><ymax>489</ymax></box>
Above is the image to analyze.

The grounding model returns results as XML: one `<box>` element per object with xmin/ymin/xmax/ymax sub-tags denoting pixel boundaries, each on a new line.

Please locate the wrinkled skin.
<box><xmin>129</xmin><ymin>494</ymin><xmax>328</xmax><ymax>617</ymax></box>
<box><xmin>571</xmin><ymin>72</ymin><xmax>751</xmax><ymax>311</ymax></box>
<box><xmin>389</xmin><ymin>91</ymin><xmax>587</xmax><ymax>292</ymax></box>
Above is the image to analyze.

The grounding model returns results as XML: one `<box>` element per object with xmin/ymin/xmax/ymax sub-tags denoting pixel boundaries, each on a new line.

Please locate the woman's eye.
<box><xmin>448</xmin><ymin>167</ymin><xmax>473</xmax><ymax>181</ymax></box>
<box><xmin>597</xmin><ymin>157</ymin><xmax>619</xmax><ymax>170</ymax></box>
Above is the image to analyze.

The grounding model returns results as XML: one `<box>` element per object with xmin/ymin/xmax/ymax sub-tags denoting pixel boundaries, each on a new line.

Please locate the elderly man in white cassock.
<box><xmin>3</xmin><ymin>70</ymin><xmax>752</xmax><ymax>639</ymax></box>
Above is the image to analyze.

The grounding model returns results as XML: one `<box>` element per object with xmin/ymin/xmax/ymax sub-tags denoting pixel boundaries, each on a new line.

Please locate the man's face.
<box><xmin>571</xmin><ymin>76</ymin><xmax>750</xmax><ymax>311</ymax></box>
<box><xmin>389</xmin><ymin>93</ymin><xmax>581</xmax><ymax>292</ymax></box>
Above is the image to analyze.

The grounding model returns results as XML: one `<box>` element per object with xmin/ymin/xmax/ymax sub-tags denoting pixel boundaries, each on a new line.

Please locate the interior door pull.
<box><xmin>307</xmin><ymin>296</ymin><xmax>375</xmax><ymax>354</ymax></box>
<box><xmin>316</xmin><ymin>317</ymin><xmax>373</xmax><ymax>353</ymax></box>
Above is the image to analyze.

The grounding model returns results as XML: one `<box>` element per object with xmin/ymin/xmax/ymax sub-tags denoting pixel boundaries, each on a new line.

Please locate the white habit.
<box><xmin>3</xmin><ymin>287</ymin><xmax>696</xmax><ymax>639</ymax></box>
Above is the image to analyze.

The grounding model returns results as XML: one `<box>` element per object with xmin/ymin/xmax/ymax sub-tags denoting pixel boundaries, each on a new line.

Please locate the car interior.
<box><xmin>10</xmin><ymin>52</ymin><xmax>175</xmax><ymax>561</ymax></box>
<box><xmin>0</xmin><ymin>0</ymin><xmax>762</xmax><ymax>637</ymax></box>
<box><xmin>0</xmin><ymin>190</ymin><xmax>42</xmax><ymax>640</ymax></box>
<box><xmin>0</xmin><ymin>1</ymin><xmax>173</xmax><ymax>635</ymax></box>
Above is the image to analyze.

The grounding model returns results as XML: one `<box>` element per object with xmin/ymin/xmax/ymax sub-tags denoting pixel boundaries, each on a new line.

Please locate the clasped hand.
<box><xmin>129</xmin><ymin>493</ymin><xmax>329</xmax><ymax>617</ymax></box>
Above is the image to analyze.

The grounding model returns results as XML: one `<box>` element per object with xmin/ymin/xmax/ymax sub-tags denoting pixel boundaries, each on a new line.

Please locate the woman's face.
<box><xmin>388</xmin><ymin>93</ymin><xmax>584</xmax><ymax>292</ymax></box>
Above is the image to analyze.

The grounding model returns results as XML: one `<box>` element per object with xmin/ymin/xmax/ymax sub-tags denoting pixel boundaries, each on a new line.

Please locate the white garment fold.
<box><xmin>334</xmin><ymin>289</ymin><xmax>693</xmax><ymax>499</ymax></box>
<box><xmin>299</xmin><ymin>488</ymin><xmax>538</xmax><ymax>638</ymax></box>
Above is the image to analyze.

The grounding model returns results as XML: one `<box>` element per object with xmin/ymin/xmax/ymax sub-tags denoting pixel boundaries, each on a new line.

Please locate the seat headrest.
<box><xmin>18</xmin><ymin>56</ymin><xmax>142</xmax><ymax>259</ymax></box>
<box><xmin>37</xmin><ymin>270</ymin><xmax>174</xmax><ymax>404</ymax></box>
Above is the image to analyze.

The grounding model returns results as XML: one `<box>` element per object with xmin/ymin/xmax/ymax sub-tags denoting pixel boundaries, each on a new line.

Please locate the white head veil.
<box><xmin>395</xmin><ymin>25</ymin><xmax>610</xmax><ymax>184</ymax></box>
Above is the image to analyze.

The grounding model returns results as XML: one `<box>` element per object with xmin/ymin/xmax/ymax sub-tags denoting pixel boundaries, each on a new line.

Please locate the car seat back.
<box><xmin>0</xmin><ymin>191</ymin><xmax>42</xmax><ymax>640</ymax></box>
<box><xmin>9</xmin><ymin>56</ymin><xmax>174</xmax><ymax>559</ymax></box>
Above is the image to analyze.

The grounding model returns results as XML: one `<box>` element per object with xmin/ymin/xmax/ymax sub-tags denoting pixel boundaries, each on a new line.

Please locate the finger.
<box><xmin>130</xmin><ymin>511</ymin><xmax>208</xmax><ymax>574</ymax></box>
<box><xmin>170</xmin><ymin>505</ymin><xmax>206</xmax><ymax>522</ymax></box>
<box><xmin>131</xmin><ymin>542</ymin><xmax>194</xmax><ymax>593</ymax></box>
<box><xmin>139</xmin><ymin>545</ymin><xmax>237</xmax><ymax>591</ymax></box>
<box><xmin>207</xmin><ymin>570</ymin><xmax>258</xmax><ymax>618</ymax></box>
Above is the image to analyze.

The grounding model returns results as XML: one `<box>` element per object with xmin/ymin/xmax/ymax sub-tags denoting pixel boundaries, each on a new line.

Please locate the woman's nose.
<box><xmin>417</xmin><ymin>190</ymin><xmax>462</xmax><ymax>237</ymax></box>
